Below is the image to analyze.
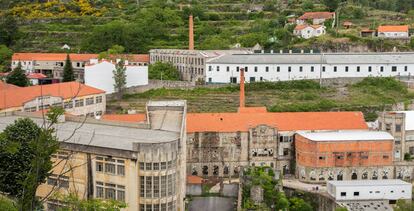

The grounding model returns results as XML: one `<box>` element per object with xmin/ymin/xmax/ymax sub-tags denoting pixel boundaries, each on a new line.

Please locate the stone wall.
<box><xmin>124</xmin><ymin>80</ymin><xmax>196</xmax><ymax>94</ymax></box>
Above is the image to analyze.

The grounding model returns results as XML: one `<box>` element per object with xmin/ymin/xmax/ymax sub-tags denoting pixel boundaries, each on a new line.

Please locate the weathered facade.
<box><xmin>0</xmin><ymin>100</ymin><xmax>187</xmax><ymax>211</ymax></box>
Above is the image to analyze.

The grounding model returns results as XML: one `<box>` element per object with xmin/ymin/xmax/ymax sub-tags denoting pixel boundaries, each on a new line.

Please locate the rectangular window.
<box><xmin>209</xmin><ymin>66</ymin><xmax>212</xmax><ymax>71</ymax></box>
<box><xmin>405</xmin><ymin>66</ymin><xmax>408</xmax><ymax>72</ymax></box>
<box><xmin>167</xmin><ymin>174</ymin><xmax>173</xmax><ymax>196</ymax></box>
<box><xmin>299</xmin><ymin>66</ymin><xmax>303</xmax><ymax>72</ymax></box>
<box><xmin>96</xmin><ymin>184</ymin><xmax>104</xmax><ymax>198</ymax></box>
<box><xmin>254</xmin><ymin>66</ymin><xmax>258</xmax><ymax>72</ymax></box>
<box><xmin>288</xmin><ymin>67</ymin><xmax>291</xmax><ymax>72</ymax></box>
<box><xmin>345</xmin><ymin>66</ymin><xmax>349</xmax><ymax>72</ymax></box>
<box><xmin>357</xmin><ymin>66</ymin><xmax>360</xmax><ymax>72</ymax></box>
<box><xmin>153</xmin><ymin>163</ymin><xmax>159</xmax><ymax>170</ymax></box>
<box><xmin>85</xmin><ymin>97</ymin><xmax>94</xmax><ymax>105</ymax></box>
<box><xmin>146</xmin><ymin>177</ymin><xmax>152</xmax><ymax>198</ymax></box>
<box><xmin>216</xmin><ymin>66</ymin><xmax>220</xmax><ymax>72</ymax></box>
<box><xmin>153</xmin><ymin>176</ymin><xmax>160</xmax><ymax>198</ymax></box>
<box><xmin>333</xmin><ymin>66</ymin><xmax>337</xmax><ymax>72</ymax></box>
<box><xmin>341</xmin><ymin>192</ymin><xmax>346</xmax><ymax>197</ymax></box>
<box><xmin>392</xmin><ymin>66</ymin><xmax>397</xmax><ymax>72</ymax></box>
<box><xmin>161</xmin><ymin>176</ymin><xmax>167</xmax><ymax>197</ymax></box>
<box><xmin>354</xmin><ymin>192</ymin><xmax>360</xmax><ymax>196</ymax></box>
<box><xmin>250</xmin><ymin>77</ymin><xmax>255</xmax><ymax>82</ymax></box>
<box><xmin>146</xmin><ymin>163</ymin><xmax>152</xmax><ymax>171</ymax></box>
<box><xmin>319</xmin><ymin>156</ymin><xmax>325</xmax><ymax>160</ymax></box>
<box><xmin>245</xmin><ymin>67</ymin><xmax>248</xmax><ymax>72</ymax></box>
<box><xmin>277</xmin><ymin>66</ymin><xmax>280</xmax><ymax>72</ymax></box>
<box><xmin>381</xmin><ymin>66</ymin><xmax>384</xmax><ymax>72</ymax></box>
<box><xmin>140</xmin><ymin>176</ymin><xmax>145</xmax><ymax>197</ymax></box>
<box><xmin>226</xmin><ymin>66</ymin><xmax>229</xmax><ymax>72</ymax></box>
<box><xmin>117</xmin><ymin>165</ymin><xmax>125</xmax><ymax>176</ymax></box>
<box><xmin>161</xmin><ymin>162</ymin><xmax>166</xmax><ymax>170</ymax></box>
<box><xmin>117</xmin><ymin>189</ymin><xmax>125</xmax><ymax>202</ymax></box>
<box><xmin>140</xmin><ymin>163</ymin><xmax>145</xmax><ymax>170</ymax></box>
<box><xmin>105</xmin><ymin>163</ymin><xmax>116</xmax><ymax>174</ymax></box>
<box><xmin>322</xmin><ymin>66</ymin><xmax>326</xmax><ymax>72</ymax></box>
<box><xmin>368</xmin><ymin>66</ymin><xmax>372</xmax><ymax>72</ymax></box>
<box><xmin>396</xmin><ymin>124</ymin><xmax>401</xmax><ymax>132</ymax></box>
<box><xmin>96</xmin><ymin>162</ymin><xmax>103</xmax><ymax>172</ymax></box>
<box><xmin>208</xmin><ymin>78</ymin><xmax>212</xmax><ymax>83</ymax></box>
<box><xmin>236</xmin><ymin>67</ymin><xmax>239</xmax><ymax>72</ymax></box>
<box><xmin>266</xmin><ymin>66</ymin><xmax>269</xmax><ymax>72</ymax></box>
<box><xmin>95</xmin><ymin>96</ymin><xmax>103</xmax><ymax>104</ymax></box>
<box><xmin>75</xmin><ymin>99</ymin><xmax>84</xmax><ymax>107</ymax></box>
<box><xmin>105</xmin><ymin>185</ymin><xmax>116</xmax><ymax>200</ymax></box>
<box><xmin>311</xmin><ymin>66</ymin><xmax>314</xmax><ymax>72</ymax></box>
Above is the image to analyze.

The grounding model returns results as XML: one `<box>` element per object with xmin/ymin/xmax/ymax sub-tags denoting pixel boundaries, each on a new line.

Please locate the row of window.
<box><xmin>140</xmin><ymin>174</ymin><xmax>176</xmax><ymax>198</ymax></box>
<box><xmin>47</xmin><ymin>174</ymin><xmax>69</xmax><ymax>188</ymax></box>
<box><xmin>139</xmin><ymin>160</ymin><xmax>176</xmax><ymax>171</ymax></box>
<box><xmin>139</xmin><ymin>201</ymin><xmax>176</xmax><ymax>211</ymax></box>
<box><xmin>317</xmin><ymin>154</ymin><xmax>390</xmax><ymax>160</ymax></box>
<box><xmin>64</xmin><ymin>96</ymin><xmax>103</xmax><ymax>109</ymax></box>
<box><xmin>209</xmin><ymin>65</ymin><xmax>410</xmax><ymax>73</ymax></box>
<box><xmin>96</xmin><ymin>157</ymin><xmax>125</xmax><ymax>176</ymax></box>
<box><xmin>153</xmin><ymin>55</ymin><xmax>205</xmax><ymax>66</ymax></box>
<box><xmin>96</xmin><ymin>181</ymin><xmax>125</xmax><ymax>202</ymax></box>
<box><xmin>340</xmin><ymin>189</ymin><xmax>405</xmax><ymax>197</ymax></box>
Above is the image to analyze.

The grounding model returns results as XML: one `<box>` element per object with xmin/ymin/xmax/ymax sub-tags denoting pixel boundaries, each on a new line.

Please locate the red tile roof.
<box><xmin>0</xmin><ymin>81</ymin><xmax>19</xmax><ymax>90</ymax></box>
<box><xmin>101</xmin><ymin>114</ymin><xmax>147</xmax><ymax>123</ymax></box>
<box><xmin>187</xmin><ymin>111</ymin><xmax>368</xmax><ymax>133</ymax></box>
<box><xmin>12</xmin><ymin>53</ymin><xmax>98</xmax><ymax>62</ymax></box>
<box><xmin>295</xmin><ymin>25</ymin><xmax>308</xmax><ymax>31</ymax></box>
<box><xmin>378</xmin><ymin>25</ymin><xmax>409</xmax><ymax>33</ymax></box>
<box><xmin>187</xmin><ymin>175</ymin><xmax>203</xmax><ymax>184</ymax></box>
<box><xmin>299</xmin><ymin>12</ymin><xmax>335</xmax><ymax>20</ymax></box>
<box><xmin>12</xmin><ymin>53</ymin><xmax>150</xmax><ymax>63</ymax></box>
<box><xmin>0</xmin><ymin>81</ymin><xmax>105</xmax><ymax>110</ymax></box>
<box><xmin>27</xmin><ymin>73</ymin><xmax>47</xmax><ymax>79</ymax></box>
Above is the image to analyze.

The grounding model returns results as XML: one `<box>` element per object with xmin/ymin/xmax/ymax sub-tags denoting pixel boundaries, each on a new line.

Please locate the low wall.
<box><xmin>124</xmin><ymin>80</ymin><xmax>196</xmax><ymax>94</ymax></box>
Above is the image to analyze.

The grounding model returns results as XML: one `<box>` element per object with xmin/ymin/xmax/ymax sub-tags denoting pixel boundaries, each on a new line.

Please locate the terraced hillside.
<box><xmin>3</xmin><ymin>0</ymin><xmax>414</xmax><ymax>53</ymax></box>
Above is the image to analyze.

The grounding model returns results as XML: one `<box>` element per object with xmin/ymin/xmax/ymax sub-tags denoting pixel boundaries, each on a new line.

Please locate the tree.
<box><xmin>149</xmin><ymin>61</ymin><xmax>180</xmax><ymax>81</ymax></box>
<box><xmin>289</xmin><ymin>197</ymin><xmax>313</xmax><ymax>211</ymax></box>
<box><xmin>99</xmin><ymin>45</ymin><xmax>125</xmax><ymax>60</ymax></box>
<box><xmin>0</xmin><ymin>107</ymin><xmax>62</xmax><ymax>210</ymax></box>
<box><xmin>0</xmin><ymin>196</ymin><xmax>17</xmax><ymax>211</ymax></box>
<box><xmin>62</xmin><ymin>54</ymin><xmax>75</xmax><ymax>82</ymax></box>
<box><xmin>323</xmin><ymin>0</ymin><xmax>340</xmax><ymax>11</ymax></box>
<box><xmin>113</xmin><ymin>60</ymin><xmax>127</xmax><ymax>99</ymax></box>
<box><xmin>302</xmin><ymin>0</ymin><xmax>314</xmax><ymax>11</ymax></box>
<box><xmin>199</xmin><ymin>36</ymin><xmax>231</xmax><ymax>50</ymax></box>
<box><xmin>0</xmin><ymin>14</ymin><xmax>19</xmax><ymax>46</ymax></box>
<box><xmin>335</xmin><ymin>207</ymin><xmax>348</xmax><ymax>211</ymax></box>
<box><xmin>54</xmin><ymin>193</ymin><xmax>127</xmax><ymax>211</ymax></box>
<box><xmin>0</xmin><ymin>45</ymin><xmax>13</xmax><ymax>72</ymax></box>
<box><xmin>395</xmin><ymin>199</ymin><xmax>414</xmax><ymax>211</ymax></box>
<box><xmin>6</xmin><ymin>62</ymin><xmax>28</xmax><ymax>87</ymax></box>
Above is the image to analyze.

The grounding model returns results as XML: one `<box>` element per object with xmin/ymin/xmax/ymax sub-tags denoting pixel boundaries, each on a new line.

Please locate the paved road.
<box><xmin>188</xmin><ymin>197</ymin><xmax>235</xmax><ymax>211</ymax></box>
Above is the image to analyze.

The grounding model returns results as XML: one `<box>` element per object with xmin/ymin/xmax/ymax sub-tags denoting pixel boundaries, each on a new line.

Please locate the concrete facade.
<box><xmin>84</xmin><ymin>60</ymin><xmax>148</xmax><ymax>94</ymax></box>
<box><xmin>149</xmin><ymin>49</ymin><xmax>251</xmax><ymax>82</ymax></box>
<box><xmin>0</xmin><ymin>100</ymin><xmax>188</xmax><ymax>211</ymax></box>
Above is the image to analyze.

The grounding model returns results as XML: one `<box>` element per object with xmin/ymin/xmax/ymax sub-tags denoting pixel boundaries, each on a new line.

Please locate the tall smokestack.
<box><xmin>240</xmin><ymin>68</ymin><xmax>245</xmax><ymax>108</ymax></box>
<box><xmin>189</xmin><ymin>15</ymin><xmax>194</xmax><ymax>50</ymax></box>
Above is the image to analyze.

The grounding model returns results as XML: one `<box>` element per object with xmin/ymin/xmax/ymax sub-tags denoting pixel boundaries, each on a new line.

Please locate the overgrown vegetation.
<box><xmin>114</xmin><ymin>78</ymin><xmax>414</xmax><ymax>121</ymax></box>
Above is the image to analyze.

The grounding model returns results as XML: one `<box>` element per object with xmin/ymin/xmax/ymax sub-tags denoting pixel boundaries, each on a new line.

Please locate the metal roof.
<box><xmin>0</xmin><ymin>116</ymin><xmax>179</xmax><ymax>151</ymax></box>
<box><xmin>207</xmin><ymin>53</ymin><xmax>414</xmax><ymax>64</ymax></box>
<box><xmin>297</xmin><ymin>130</ymin><xmax>393</xmax><ymax>142</ymax></box>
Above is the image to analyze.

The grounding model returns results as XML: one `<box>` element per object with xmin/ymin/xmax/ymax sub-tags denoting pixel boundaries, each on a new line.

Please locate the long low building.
<box><xmin>206</xmin><ymin>53</ymin><xmax>414</xmax><ymax>83</ymax></box>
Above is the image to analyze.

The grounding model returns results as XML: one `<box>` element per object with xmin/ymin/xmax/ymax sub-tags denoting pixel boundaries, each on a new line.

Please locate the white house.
<box><xmin>205</xmin><ymin>53</ymin><xmax>414</xmax><ymax>83</ymax></box>
<box><xmin>378</xmin><ymin>25</ymin><xmax>409</xmax><ymax>39</ymax></box>
<box><xmin>294</xmin><ymin>25</ymin><xmax>326</xmax><ymax>39</ymax></box>
<box><xmin>327</xmin><ymin>179</ymin><xmax>412</xmax><ymax>201</ymax></box>
<box><xmin>84</xmin><ymin>59</ymin><xmax>148</xmax><ymax>94</ymax></box>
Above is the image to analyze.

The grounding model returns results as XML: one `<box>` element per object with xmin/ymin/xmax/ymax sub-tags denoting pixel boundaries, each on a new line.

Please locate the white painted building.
<box><xmin>84</xmin><ymin>60</ymin><xmax>148</xmax><ymax>94</ymax></box>
<box><xmin>327</xmin><ymin>180</ymin><xmax>412</xmax><ymax>201</ymax></box>
<box><xmin>294</xmin><ymin>25</ymin><xmax>326</xmax><ymax>39</ymax></box>
<box><xmin>205</xmin><ymin>53</ymin><xmax>414</xmax><ymax>83</ymax></box>
<box><xmin>378</xmin><ymin>25</ymin><xmax>409</xmax><ymax>39</ymax></box>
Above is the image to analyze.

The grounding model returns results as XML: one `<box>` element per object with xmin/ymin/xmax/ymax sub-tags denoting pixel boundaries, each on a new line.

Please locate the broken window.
<box><xmin>202</xmin><ymin>166</ymin><xmax>208</xmax><ymax>176</ymax></box>
<box><xmin>213</xmin><ymin>166</ymin><xmax>219</xmax><ymax>176</ymax></box>
<box><xmin>223</xmin><ymin>166</ymin><xmax>229</xmax><ymax>175</ymax></box>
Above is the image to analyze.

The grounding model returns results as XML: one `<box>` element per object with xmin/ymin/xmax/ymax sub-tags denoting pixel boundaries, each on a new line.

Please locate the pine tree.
<box><xmin>6</xmin><ymin>62</ymin><xmax>28</xmax><ymax>87</ymax></box>
<box><xmin>62</xmin><ymin>54</ymin><xmax>74</xmax><ymax>82</ymax></box>
<box><xmin>113</xmin><ymin>60</ymin><xmax>127</xmax><ymax>99</ymax></box>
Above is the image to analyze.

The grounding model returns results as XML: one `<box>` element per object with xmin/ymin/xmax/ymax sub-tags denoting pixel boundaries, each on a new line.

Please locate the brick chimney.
<box><xmin>240</xmin><ymin>68</ymin><xmax>245</xmax><ymax>108</ymax></box>
<box><xmin>189</xmin><ymin>15</ymin><xmax>194</xmax><ymax>50</ymax></box>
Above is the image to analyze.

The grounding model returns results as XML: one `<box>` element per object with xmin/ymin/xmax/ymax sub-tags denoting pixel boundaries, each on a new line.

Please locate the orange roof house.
<box><xmin>0</xmin><ymin>81</ymin><xmax>105</xmax><ymax>111</ymax></box>
<box><xmin>187</xmin><ymin>175</ymin><xmax>203</xmax><ymax>185</ymax></box>
<box><xmin>12</xmin><ymin>53</ymin><xmax>150</xmax><ymax>63</ymax></box>
<box><xmin>298</xmin><ymin>12</ymin><xmax>335</xmax><ymax>20</ymax></box>
<box><xmin>378</xmin><ymin>25</ymin><xmax>409</xmax><ymax>33</ymax></box>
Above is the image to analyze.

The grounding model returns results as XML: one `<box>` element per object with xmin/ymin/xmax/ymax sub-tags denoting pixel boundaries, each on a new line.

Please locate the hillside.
<box><xmin>2</xmin><ymin>0</ymin><xmax>414</xmax><ymax>54</ymax></box>
<box><xmin>107</xmin><ymin>78</ymin><xmax>414</xmax><ymax>121</ymax></box>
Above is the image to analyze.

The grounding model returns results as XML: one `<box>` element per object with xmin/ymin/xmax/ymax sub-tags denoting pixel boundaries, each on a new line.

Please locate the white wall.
<box><xmin>378</xmin><ymin>32</ymin><xmax>409</xmax><ymax>38</ymax></box>
<box><xmin>206</xmin><ymin>63</ymin><xmax>414</xmax><ymax>83</ymax></box>
<box><xmin>327</xmin><ymin>182</ymin><xmax>412</xmax><ymax>201</ymax></box>
<box><xmin>84</xmin><ymin>61</ymin><xmax>148</xmax><ymax>94</ymax></box>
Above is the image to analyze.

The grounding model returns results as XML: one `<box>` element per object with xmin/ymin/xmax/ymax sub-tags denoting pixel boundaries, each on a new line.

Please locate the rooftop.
<box><xmin>0</xmin><ymin>81</ymin><xmax>105</xmax><ymax>110</ymax></box>
<box><xmin>378</xmin><ymin>25</ymin><xmax>409</xmax><ymax>33</ymax></box>
<box><xmin>0</xmin><ymin>115</ymin><xmax>179</xmax><ymax>151</ymax></box>
<box><xmin>187</xmin><ymin>111</ymin><xmax>368</xmax><ymax>133</ymax></box>
<box><xmin>101</xmin><ymin>114</ymin><xmax>147</xmax><ymax>123</ymax></box>
<box><xmin>297</xmin><ymin>130</ymin><xmax>393</xmax><ymax>142</ymax></box>
<box><xmin>150</xmin><ymin>49</ymin><xmax>252</xmax><ymax>58</ymax></box>
<box><xmin>328</xmin><ymin>179</ymin><xmax>411</xmax><ymax>187</ymax></box>
<box><xmin>299</xmin><ymin>12</ymin><xmax>335</xmax><ymax>20</ymax></box>
<box><xmin>12</xmin><ymin>53</ymin><xmax>150</xmax><ymax>63</ymax></box>
<box><xmin>207</xmin><ymin>53</ymin><xmax>414</xmax><ymax>64</ymax></box>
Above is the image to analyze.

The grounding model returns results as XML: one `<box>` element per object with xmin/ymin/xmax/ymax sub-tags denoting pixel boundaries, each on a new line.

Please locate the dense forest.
<box><xmin>1</xmin><ymin>0</ymin><xmax>414</xmax><ymax>70</ymax></box>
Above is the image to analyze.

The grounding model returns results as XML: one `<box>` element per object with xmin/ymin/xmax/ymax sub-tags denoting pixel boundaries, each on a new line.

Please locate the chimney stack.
<box><xmin>240</xmin><ymin>68</ymin><xmax>245</xmax><ymax>108</ymax></box>
<box><xmin>189</xmin><ymin>15</ymin><xmax>194</xmax><ymax>50</ymax></box>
